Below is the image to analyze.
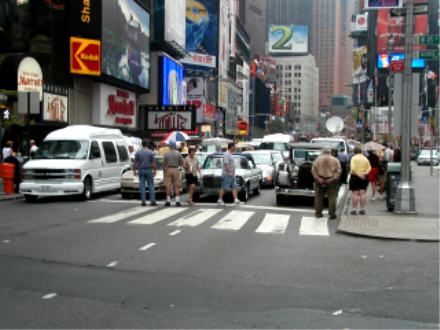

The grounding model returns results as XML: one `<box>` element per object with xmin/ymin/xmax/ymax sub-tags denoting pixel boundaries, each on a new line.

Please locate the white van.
<box><xmin>258</xmin><ymin>134</ymin><xmax>294</xmax><ymax>158</ymax></box>
<box><xmin>20</xmin><ymin>125</ymin><xmax>130</xmax><ymax>202</ymax></box>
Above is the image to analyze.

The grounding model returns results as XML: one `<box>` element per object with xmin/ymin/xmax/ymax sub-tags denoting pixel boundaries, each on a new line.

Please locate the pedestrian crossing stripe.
<box><xmin>168</xmin><ymin>209</ymin><xmax>223</xmax><ymax>227</ymax></box>
<box><xmin>87</xmin><ymin>207</ymin><xmax>332</xmax><ymax>236</ymax></box>
<box><xmin>211</xmin><ymin>210</ymin><xmax>254</xmax><ymax>231</ymax></box>
<box><xmin>128</xmin><ymin>207</ymin><xmax>188</xmax><ymax>225</ymax></box>
<box><xmin>256</xmin><ymin>213</ymin><xmax>290</xmax><ymax>234</ymax></box>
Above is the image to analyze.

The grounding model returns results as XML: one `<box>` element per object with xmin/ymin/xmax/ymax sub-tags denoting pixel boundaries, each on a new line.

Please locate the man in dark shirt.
<box><xmin>134</xmin><ymin>139</ymin><xmax>157</xmax><ymax>206</ymax></box>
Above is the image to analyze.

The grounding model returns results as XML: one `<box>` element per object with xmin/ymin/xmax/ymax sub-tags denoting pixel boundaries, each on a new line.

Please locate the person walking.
<box><xmin>217</xmin><ymin>142</ymin><xmax>241</xmax><ymax>206</ymax></box>
<box><xmin>311</xmin><ymin>147</ymin><xmax>342</xmax><ymax>219</ymax></box>
<box><xmin>349</xmin><ymin>146</ymin><xmax>371</xmax><ymax>215</ymax></box>
<box><xmin>367</xmin><ymin>150</ymin><xmax>380</xmax><ymax>200</ymax></box>
<box><xmin>384</xmin><ymin>143</ymin><xmax>394</xmax><ymax>162</ymax></box>
<box><xmin>2</xmin><ymin>140</ymin><xmax>14</xmax><ymax>162</ymax></box>
<box><xmin>184</xmin><ymin>147</ymin><xmax>202</xmax><ymax>205</ymax></box>
<box><xmin>163</xmin><ymin>140</ymin><xmax>184</xmax><ymax>206</ymax></box>
<box><xmin>133</xmin><ymin>139</ymin><xmax>157</xmax><ymax>207</ymax></box>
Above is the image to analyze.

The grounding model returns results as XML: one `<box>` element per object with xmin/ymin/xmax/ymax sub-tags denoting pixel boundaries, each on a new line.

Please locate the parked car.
<box><xmin>200</xmin><ymin>153</ymin><xmax>262</xmax><ymax>201</ymax></box>
<box><xmin>20</xmin><ymin>125</ymin><xmax>130</xmax><ymax>202</ymax></box>
<box><xmin>242</xmin><ymin>150</ymin><xmax>279</xmax><ymax>187</ymax></box>
<box><xmin>417</xmin><ymin>149</ymin><xmax>439</xmax><ymax>166</ymax></box>
<box><xmin>275</xmin><ymin>143</ymin><xmax>325</xmax><ymax>205</ymax></box>
<box><xmin>120</xmin><ymin>156</ymin><xmax>187</xmax><ymax>199</ymax></box>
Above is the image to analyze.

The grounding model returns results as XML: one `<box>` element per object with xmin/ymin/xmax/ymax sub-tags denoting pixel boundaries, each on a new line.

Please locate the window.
<box><xmin>90</xmin><ymin>141</ymin><xmax>101</xmax><ymax>159</ymax></box>
<box><xmin>116</xmin><ymin>143</ymin><xmax>128</xmax><ymax>162</ymax></box>
<box><xmin>33</xmin><ymin>140</ymin><xmax>89</xmax><ymax>160</ymax></box>
<box><xmin>102</xmin><ymin>141</ymin><xmax>117</xmax><ymax>163</ymax></box>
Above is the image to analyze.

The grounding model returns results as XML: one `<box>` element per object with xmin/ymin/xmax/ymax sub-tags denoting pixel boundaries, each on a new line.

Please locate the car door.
<box><xmin>88</xmin><ymin>140</ymin><xmax>104</xmax><ymax>191</ymax></box>
<box><xmin>101</xmin><ymin>141</ymin><xmax>120</xmax><ymax>190</ymax></box>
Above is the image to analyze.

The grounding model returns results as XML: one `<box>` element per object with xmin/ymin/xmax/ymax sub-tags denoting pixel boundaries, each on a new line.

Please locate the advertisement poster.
<box><xmin>185</xmin><ymin>77</ymin><xmax>205</xmax><ymax>122</ymax></box>
<box><xmin>376</xmin><ymin>9</ymin><xmax>427</xmax><ymax>54</ymax></box>
<box><xmin>353</xmin><ymin>46</ymin><xmax>368</xmax><ymax>84</ymax></box>
<box><xmin>101</xmin><ymin>0</ymin><xmax>150</xmax><ymax>89</ymax></box>
<box><xmin>165</xmin><ymin>0</ymin><xmax>186</xmax><ymax>48</ymax></box>
<box><xmin>43</xmin><ymin>93</ymin><xmax>68</xmax><ymax>122</ymax></box>
<box><xmin>185</xmin><ymin>0</ymin><xmax>217</xmax><ymax>57</ymax></box>
<box><xmin>218</xmin><ymin>0</ymin><xmax>230</xmax><ymax>78</ymax></box>
<box><xmin>268</xmin><ymin>25</ymin><xmax>308</xmax><ymax>55</ymax></box>
<box><xmin>160</xmin><ymin>56</ymin><xmax>184</xmax><ymax>105</ymax></box>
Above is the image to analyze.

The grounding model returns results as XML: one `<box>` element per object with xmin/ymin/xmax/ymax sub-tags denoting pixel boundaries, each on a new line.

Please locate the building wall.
<box><xmin>275</xmin><ymin>55</ymin><xmax>319</xmax><ymax>133</ymax></box>
<box><xmin>240</xmin><ymin>0</ymin><xmax>267</xmax><ymax>56</ymax></box>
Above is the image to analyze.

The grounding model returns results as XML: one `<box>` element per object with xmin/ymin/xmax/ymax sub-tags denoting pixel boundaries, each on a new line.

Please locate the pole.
<box><xmin>27</xmin><ymin>92</ymin><xmax>31</xmax><ymax>158</ymax></box>
<box><xmin>394</xmin><ymin>0</ymin><xmax>416</xmax><ymax>213</ymax></box>
<box><xmin>387</xmin><ymin>39</ymin><xmax>394</xmax><ymax>145</ymax></box>
<box><xmin>374</xmin><ymin>68</ymin><xmax>379</xmax><ymax>141</ymax></box>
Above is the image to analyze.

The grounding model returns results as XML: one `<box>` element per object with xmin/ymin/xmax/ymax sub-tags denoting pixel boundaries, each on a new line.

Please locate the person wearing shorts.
<box><xmin>163</xmin><ymin>140</ymin><xmax>183</xmax><ymax>206</ymax></box>
<box><xmin>184</xmin><ymin>148</ymin><xmax>202</xmax><ymax>205</ymax></box>
<box><xmin>217</xmin><ymin>142</ymin><xmax>240</xmax><ymax>206</ymax></box>
<box><xmin>349</xmin><ymin>146</ymin><xmax>371</xmax><ymax>215</ymax></box>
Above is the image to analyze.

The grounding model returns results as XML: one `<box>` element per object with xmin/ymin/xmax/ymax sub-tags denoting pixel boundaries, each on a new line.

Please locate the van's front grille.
<box><xmin>26</xmin><ymin>169</ymin><xmax>78</xmax><ymax>180</ymax></box>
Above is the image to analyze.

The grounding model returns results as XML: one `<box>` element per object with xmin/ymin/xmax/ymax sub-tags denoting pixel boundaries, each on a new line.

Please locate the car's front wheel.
<box><xmin>82</xmin><ymin>177</ymin><xmax>93</xmax><ymax>200</ymax></box>
<box><xmin>253</xmin><ymin>182</ymin><xmax>261</xmax><ymax>195</ymax></box>
<box><xmin>239</xmin><ymin>185</ymin><xmax>250</xmax><ymax>202</ymax></box>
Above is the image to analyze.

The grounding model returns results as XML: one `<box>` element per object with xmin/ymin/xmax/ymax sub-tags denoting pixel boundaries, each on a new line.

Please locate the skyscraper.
<box><xmin>239</xmin><ymin>0</ymin><xmax>267</xmax><ymax>56</ymax></box>
<box><xmin>310</xmin><ymin>0</ymin><xmax>354</xmax><ymax>112</ymax></box>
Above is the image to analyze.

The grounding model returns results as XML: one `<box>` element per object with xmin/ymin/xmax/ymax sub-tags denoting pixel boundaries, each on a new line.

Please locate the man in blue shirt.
<box><xmin>217</xmin><ymin>142</ymin><xmax>241</xmax><ymax>206</ymax></box>
<box><xmin>134</xmin><ymin>139</ymin><xmax>157</xmax><ymax>206</ymax></box>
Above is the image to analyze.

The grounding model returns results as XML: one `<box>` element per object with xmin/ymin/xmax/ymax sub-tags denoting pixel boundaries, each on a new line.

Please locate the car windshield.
<box><xmin>258</xmin><ymin>142</ymin><xmax>288</xmax><ymax>151</ymax></box>
<box><xmin>420</xmin><ymin>150</ymin><xmax>437</xmax><ymax>156</ymax></box>
<box><xmin>271</xmin><ymin>152</ymin><xmax>283</xmax><ymax>162</ymax></box>
<box><xmin>196</xmin><ymin>154</ymin><xmax>208</xmax><ymax>166</ymax></box>
<box><xmin>33</xmin><ymin>140</ymin><xmax>89</xmax><ymax>160</ymax></box>
<box><xmin>307</xmin><ymin>150</ymin><xmax>322</xmax><ymax>161</ymax></box>
<box><xmin>249</xmin><ymin>153</ymin><xmax>271</xmax><ymax>165</ymax></box>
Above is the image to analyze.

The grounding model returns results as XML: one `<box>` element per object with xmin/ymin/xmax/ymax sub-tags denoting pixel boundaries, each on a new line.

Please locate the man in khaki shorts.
<box><xmin>163</xmin><ymin>140</ymin><xmax>184</xmax><ymax>206</ymax></box>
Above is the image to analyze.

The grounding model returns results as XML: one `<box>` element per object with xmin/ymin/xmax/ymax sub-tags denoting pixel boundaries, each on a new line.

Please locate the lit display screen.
<box><xmin>160</xmin><ymin>56</ymin><xmax>184</xmax><ymax>105</ymax></box>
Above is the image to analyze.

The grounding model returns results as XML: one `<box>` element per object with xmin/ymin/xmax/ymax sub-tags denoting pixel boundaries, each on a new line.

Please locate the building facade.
<box><xmin>275</xmin><ymin>55</ymin><xmax>319</xmax><ymax>134</ymax></box>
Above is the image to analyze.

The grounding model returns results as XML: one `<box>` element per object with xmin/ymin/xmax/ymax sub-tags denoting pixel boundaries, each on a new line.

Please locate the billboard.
<box><xmin>268</xmin><ymin>25</ymin><xmax>308</xmax><ymax>55</ymax></box>
<box><xmin>69</xmin><ymin>0</ymin><xmax>101</xmax><ymax>38</ymax></box>
<box><xmin>183</xmin><ymin>0</ymin><xmax>218</xmax><ymax>67</ymax></box>
<box><xmin>101</xmin><ymin>0</ymin><xmax>150</xmax><ymax>89</ymax></box>
<box><xmin>364</xmin><ymin>0</ymin><xmax>402</xmax><ymax>9</ymax></box>
<box><xmin>159</xmin><ymin>55</ymin><xmax>184</xmax><ymax>105</ymax></box>
<box><xmin>154</xmin><ymin>0</ymin><xmax>186</xmax><ymax>48</ymax></box>
<box><xmin>353</xmin><ymin>46</ymin><xmax>368</xmax><ymax>84</ymax></box>
<box><xmin>376</xmin><ymin>53</ymin><xmax>426</xmax><ymax>69</ymax></box>
<box><xmin>43</xmin><ymin>93</ymin><xmax>68</xmax><ymax>122</ymax></box>
<box><xmin>218</xmin><ymin>0</ymin><xmax>230</xmax><ymax>78</ymax></box>
<box><xmin>70</xmin><ymin>37</ymin><xmax>101</xmax><ymax>76</ymax></box>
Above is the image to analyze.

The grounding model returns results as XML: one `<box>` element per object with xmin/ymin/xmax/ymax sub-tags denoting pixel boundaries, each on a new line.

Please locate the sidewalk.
<box><xmin>0</xmin><ymin>178</ymin><xmax>23</xmax><ymax>201</ymax></box>
<box><xmin>338</xmin><ymin>164</ymin><xmax>440</xmax><ymax>241</ymax></box>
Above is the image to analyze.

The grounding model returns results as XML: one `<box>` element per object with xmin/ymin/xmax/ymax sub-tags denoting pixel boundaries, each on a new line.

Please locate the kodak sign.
<box><xmin>70</xmin><ymin>36</ymin><xmax>101</xmax><ymax>76</ymax></box>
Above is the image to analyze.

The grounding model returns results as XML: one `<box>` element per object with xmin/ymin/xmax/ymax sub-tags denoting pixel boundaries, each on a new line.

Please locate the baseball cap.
<box><xmin>169</xmin><ymin>140</ymin><xmax>176</xmax><ymax>148</ymax></box>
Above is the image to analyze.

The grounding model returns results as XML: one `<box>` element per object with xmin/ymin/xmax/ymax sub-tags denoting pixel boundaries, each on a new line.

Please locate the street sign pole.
<box><xmin>395</xmin><ymin>0</ymin><xmax>416</xmax><ymax>214</ymax></box>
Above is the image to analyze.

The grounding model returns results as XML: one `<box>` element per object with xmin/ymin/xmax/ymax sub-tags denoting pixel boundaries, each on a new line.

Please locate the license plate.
<box><xmin>39</xmin><ymin>185</ymin><xmax>51</xmax><ymax>192</ymax></box>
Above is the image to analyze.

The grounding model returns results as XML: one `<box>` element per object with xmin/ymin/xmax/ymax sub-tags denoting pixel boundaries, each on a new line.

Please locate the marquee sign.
<box><xmin>70</xmin><ymin>37</ymin><xmax>101</xmax><ymax>76</ymax></box>
<box><xmin>142</xmin><ymin>105</ymin><xmax>196</xmax><ymax>131</ymax></box>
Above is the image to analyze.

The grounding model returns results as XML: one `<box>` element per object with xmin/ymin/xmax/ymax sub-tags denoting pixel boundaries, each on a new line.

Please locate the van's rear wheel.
<box><xmin>82</xmin><ymin>177</ymin><xmax>93</xmax><ymax>200</ymax></box>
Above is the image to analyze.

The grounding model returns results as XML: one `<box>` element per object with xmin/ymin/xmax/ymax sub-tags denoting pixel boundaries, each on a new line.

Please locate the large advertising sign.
<box><xmin>159</xmin><ymin>56</ymin><xmax>184</xmax><ymax>105</ymax></box>
<box><xmin>69</xmin><ymin>0</ymin><xmax>101</xmax><ymax>38</ymax></box>
<box><xmin>143</xmin><ymin>105</ymin><xmax>196</xmax><ymax>131</ymax></box>
<box><xmin>353</xmin><ymin>46</ymin><xmax>368</xmax><ymax>84</ymax></box>
<box><xmin>92</xmin><ymin>83</ymin><xmax>136</xmax><ymax>128</ymax></box>
<box><xmin>218</xmin><ymin>0</ymin><xmax>230</xmax><ymax>78</ymax></box>
<box><xmin>364</xmin><ymin>0</ymin><xmax>402</xmax><ymax>9</ymax></box>
<box><xmin>154</xmin><ymin>0</ymin><xmax>186</xmax><ymax>48</ymax></box>
<box><xmin>101</xmin><ymin>0</ymin><xmax>150</xmax><ymax>90</ymax></box>
<box><xmin>17</xmin><ymin>57</ymin><xmax>43</xmax><ymax>101</ymax></box>
<box><xmin>43</xmin><ymin>93</ymin><xmax>68</xmax><ymax>122</ymax></box>
<box><xmin>376</xmin><ymin>9</ymin><xmax>428</xmax><ymax>54</ymax></box>
<box><xmin>183</xmin><ymin>0</ymin><xmax>217</xmax><ymax>67</ymax></box>
<box><xmin>268</xmin><ymin>25</ymin><xmax>308</xmax><ymax>55</ymax></box>
<box><xmin>70</xmin><ymin>37</ymin><xmax>101</xmax><ymax>76</ymax></box>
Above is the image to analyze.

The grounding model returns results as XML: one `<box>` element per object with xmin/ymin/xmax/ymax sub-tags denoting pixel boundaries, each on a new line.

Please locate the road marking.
<box><xmin>211</xmin><ymin>210</ymin><xmax>254</xmax><ymax>231</ymax></box>
<box><xmin>88</xmin><ymin>207</ymin><xmax>146</xmax><ymax>223</ymax></box>
<box><xmin>42</xmin><ymin>293</ymin><xmax>57</xmax><ymax>299</ymax></box>
<box><xmin>128</xmin><ymin>208</ymin><xmax>188</xmax><ymax>225</ymax></box>
<box><xmin>299</xmin><ymin>216</ymin><xmax>329</xmax><ymax>236</ymax></box>
<box><xmin>256</xmin><ymin>213</ymin><xmax>290</xmax><ymax>234</ymax></box>
<box><xmin>169</xmin><ymin>230</ymin><xmax>181</xmax><ymax>236</ymax></box>
<box><xmin>168</xmin><ymin>209</ymin><xmax>223</xmax><ymax>227</ymax></box>
<box><xmin>106</xmin><ymin>261</ymin><xmax>119</xmax><ymax>268</ymax></box>
<box><xmin>240</xmin><ymin>204</ymin><xmax>317</xmax><ymax>213</ymax></box>
<box><xmin>138</xmin><ymin>242</ymin><xmax>156</xmax><ymax>251</ymax></box>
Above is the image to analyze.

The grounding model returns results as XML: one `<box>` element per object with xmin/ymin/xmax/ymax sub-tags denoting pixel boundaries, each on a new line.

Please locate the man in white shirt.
<box><xmin>384</xmin><ymin>144</ymin><xmax>394</xmax><ymax>162</ymax></box>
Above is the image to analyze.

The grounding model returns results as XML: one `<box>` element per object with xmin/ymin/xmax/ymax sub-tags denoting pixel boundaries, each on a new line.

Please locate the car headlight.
<box><xmin>292</xmin><ymin>166</ymin><xmax>299</xmax><ymax>177</ymax></box>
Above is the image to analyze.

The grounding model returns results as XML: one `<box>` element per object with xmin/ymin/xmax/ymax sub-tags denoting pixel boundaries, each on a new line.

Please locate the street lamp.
<box><xmin>387</xmin><ymin>38</ymin><xmax>395</xmax><ymax>144</ymax></box>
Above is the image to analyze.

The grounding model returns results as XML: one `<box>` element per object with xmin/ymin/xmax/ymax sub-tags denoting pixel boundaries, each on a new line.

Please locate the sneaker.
<box><xmin>359</xmin><ymin>209</ymin><xmax>366</xmax><ymax>215</ymax></box>
<box><xmin>141</xmin><ymin>202</ymin><xmax>146</xmax><ymax>207</ymax></box>
<box><xmin>350</xmin><ymin>210</ymin><xmax>357</xmax><ymax>215</ymax></box>
<box><xmin>188</xmin><ymin>201</ymin><xmax>195</xmax><ymax>205</ymax></box>
<box><xmin>175</xmin><ymin>202</ymin><xmax>181</xmax><ymax>207</ymax></box>
<box><xmin>371</xmin><ymin>196</ymin><xmax>376</xmax><ymax>201</ymax></box>
<box><xmin>217</xmin><ymin>199</ymin><xmax>225</xmax><ymax>206</ymax></box>
<box><xmin>315</xmin><ymin>214</ymin><xmax>323</xmax><ymax>218</ymax></box>
<box><xmin>164</xmin><ymin>202</ymin><xmax>171</xmax><ymax>207</ymax></box>
<box><xmin>329</xmin><ymin>215</ymin><xmax>337</xmax><ymax>220</ymax></box>
<box><xmin>150</xmin><ymin>202</ymin><xmax>158</xmax><ymax>206</ymax></box>
<box><xmin>234</xmin><ymin>199</ymin><xmax>241</xmax><ymax>206</ymax></box>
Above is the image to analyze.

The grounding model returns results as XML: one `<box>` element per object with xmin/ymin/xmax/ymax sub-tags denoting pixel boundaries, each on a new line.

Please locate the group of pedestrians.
<box><xmin>132</xmin><ymin>139</ymin><xmax>202</xmax><ymax>207</ymax></box>
<box><xmin>312</xmin><ymin>142</ymin><xmax>395</xmax><ymax>218</ymax></box>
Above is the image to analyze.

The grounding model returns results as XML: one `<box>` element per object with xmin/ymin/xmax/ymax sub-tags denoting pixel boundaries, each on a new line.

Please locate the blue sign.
<box><xmin>160</xmin><ymin>56</ymin><xmax>184</xmax><ymax>105</ymax></box>
<box><xmin>377</xmin><ymin>53</ymin><xmax>426</xmax><ymax>69</ymax></box>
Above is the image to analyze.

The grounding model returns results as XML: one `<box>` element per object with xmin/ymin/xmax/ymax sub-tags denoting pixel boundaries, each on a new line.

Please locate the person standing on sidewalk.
<box><xmin>367</xmin><ymin>150</ymin><xmax>380</xmax><ymax>200</ymax></box>
<box><xmin>184</xmin><ymin>147</ymin><xmax>202</xmax><ymax>205</ymax></box>
<box><xmin>133</xmin><ymin>139</ymin><xmax>157</xmax><ymax>207</ymax></box>
<box><xmin>349</xmin><ymin>146</ymin><xmax>371</xmax><ymax>215</ymax></box>
<box><xmin>217</xmin><ymin>142</ymin><xmax>241</xmax><ymax>206</ymax></box>
<box><xmin>312</xmin><ymin>147</ymin><xmax>342</xmax><ymax>219</ymax></box>
<box><xmin>2</xmin><ymin>141</ymin><xmax>14</xmax><ymax>162</ymax></box>
<box><xmin>163</xmin><ymin>140</ymin><xmax>184</xmax><ymax>206</ymax></box>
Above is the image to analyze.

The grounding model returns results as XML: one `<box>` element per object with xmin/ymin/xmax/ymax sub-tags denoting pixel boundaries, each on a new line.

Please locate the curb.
<box><xmin>336</xmin><ymin>184</ymin><xmax>349</xmax><ymax>220</ymax></box>
<box><xmin>0</xmin><ymin>194</ymin><xmax>24</xmax><ymax>201</ymax></box>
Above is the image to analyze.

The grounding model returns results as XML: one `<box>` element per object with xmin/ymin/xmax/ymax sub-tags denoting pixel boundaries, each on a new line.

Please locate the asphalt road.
<box><xmin>0</xmin><ymin>187</ymin><xmax>438</xmax><ymax>329</ymax></box>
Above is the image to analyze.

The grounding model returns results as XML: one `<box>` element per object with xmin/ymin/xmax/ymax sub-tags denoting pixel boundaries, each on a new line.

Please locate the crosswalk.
<box><xmin>87</xmin><ymin>206</ymin><xmax>332</xmax><ymax>236</ymax></box>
